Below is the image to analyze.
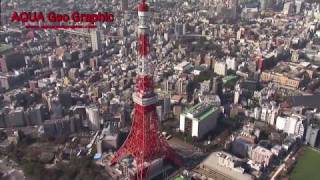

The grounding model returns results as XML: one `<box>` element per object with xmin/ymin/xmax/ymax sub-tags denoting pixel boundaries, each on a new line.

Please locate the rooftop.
<box><xmin>0</xmin><ymin>44</ymin><xmax>12</xmax><ymax>54</ymax></box>
<box><xmin>199</xmin><ymin>152</ymin><xmax>253</xmax><ymax>180</ymax></box>
<box><xmin>253</xmin><ymin>146</ymin><xmax>273</xmax><ymax>156</ymax></box>
<box><xmin>223</xmin><ymin>75</ymin><xmax>238</xmax><ymax>83</ymax></box>
<box><xmin>287</xmin><ymin>95</ymin><xmax>320</xmax><ymax>108</ymax></box>
<box><xmin>184</xmin><ymin>103</ymin><xmax>218</xmax><ymax>121</ymax></box>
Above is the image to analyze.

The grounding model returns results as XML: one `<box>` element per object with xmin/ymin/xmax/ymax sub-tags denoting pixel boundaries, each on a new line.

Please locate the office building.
<box><xmin>43</xmin><ymin>118</ymin><xmax>79</xmax><ymax>137</ymax></box>
<box><xmin>25</xmin><ymin>105</ymin><xmax>45</xmax><ymax>126</ymax></box>
<box><xmin>175</xmin><ymin>23</ymin><xmax>183</xmax><ymax>37</ymax></box>
<box><xmin>86</xmin><ymin>106</ymin><xmax>101</xmax><ymax>130</ymax></box>
<box><xmin>276</xmin><ymin>115</ymin><xmax>305</xmax><ymax>138</ymax></box>
<box><xmin>251</xmin><ymin>146</ymin><xmax>273</xmax><ymax>167</ymax></box>
<box><xmin>91</xmin><ymin>30</ymin><xmax>102</xmax><ymax>52</ymax></box>
<box><xmin>231</xmin><ymin>137</ymin><xmax>254</xmax><ymax>158</ymax></box>
<box><xmin>305</xmin><ymin>125</ymin><xmax>320</xmax><ymax>147</ymax></box>
<box><xmin>260</xmin><ymin>71</ymin><xmax>301</xmax><ymax>90</ymax></box>
<box><xmin>180</xmin><ymin>102</ymin><xmax>220</xmax><ymax>139</ymax></box>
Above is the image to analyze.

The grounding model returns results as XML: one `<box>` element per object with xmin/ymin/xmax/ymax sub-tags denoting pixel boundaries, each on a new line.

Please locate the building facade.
<box><xmin>260</xmin><ymin>72</ymin><xmax>301</xmax><ymax>89</ymax></box>
<box><xmin>251</xmin><ymin>146</ymin><xmax>273</xmax><ymax>167</ymax></box>
<box><xmin>180</xmin><ymin>103</ymin><xmax>220</xmax><ymax>139</ymax></box>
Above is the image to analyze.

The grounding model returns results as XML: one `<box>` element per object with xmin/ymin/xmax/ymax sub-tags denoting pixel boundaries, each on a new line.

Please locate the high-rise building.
<box><xmin>175</xmin><ymin>23</ymin><xmax>183</xmax><ymax>38</ymax></box>
<box><xmin>229</xmin><ymin>0</ymin><xmax>239</xmax><ymax>20</ymax></box>
<box><xmin>121</xmin><ymin>0</ymin><xmax>128</xmax><ymax>11</ymax></box>
<box><xmin>182</xmin><ymin>23</ymin><xmax>187</xmax><ymax>35</ymax></box>
<box><xmin>176</xmin><ymin>77</ymin><xmax>190</xmax><ymax>96</ymax></box>
<box><xmin>43</xmin><ymin>118</ymin><xmax>78</xmax><ymax>137</ymax></box>
<box><xmin>156</xmin><ymin>105</ymin><xmax>163</xmax><ymax>122</ymax></box>
<box><xmin>285</xmin><ymin>116</ymin><xmax>299</xmax><ymax>135</ymax></box>
<box><xmin>49</xmin><ymin>97</ymin><xmax>63</xmax><ymax>119</ymax></box>
<box><xmin>163</xmin><ymin>96</ymin><xmax>171</xmax><ymax>119</ymax></box>
<box><xmin>86</xmin><ymin>106</ymin><xmax>101</xmax><ymax>130</ymax></box>
<box><xmin>276</xmin><ymin>115</ymin><xmax>305</xmax><ymax>138</ymax></box>
<box><xmin>25</xmin><ymin>105</ymin><xmax>44</xmax><ymax>126</ymax></box>
<box><xmin>295</xmin><ymin>0</ymin><xmax>304</xmax><ymax>14</ymax></box>
<box><xmin>179</xmin><ymin>103</ymin><xmax>220</xmax><ymax>139</ymax></box>
<box><xmin>305</xmin><ymin>125</ymin><xmax>320</xmax><ymax>147</ymax></box>
<box><xmin>90</xmin><ymin>30</ymin><xmax>102</xmax><ymax>52</ymax></box>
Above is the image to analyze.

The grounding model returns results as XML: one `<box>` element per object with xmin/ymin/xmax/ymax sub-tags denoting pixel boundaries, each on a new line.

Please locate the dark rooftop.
<box><xmin>288</xmin><ymin>95</ymin><xmax>320</xmax><ymax>108</ymax></box>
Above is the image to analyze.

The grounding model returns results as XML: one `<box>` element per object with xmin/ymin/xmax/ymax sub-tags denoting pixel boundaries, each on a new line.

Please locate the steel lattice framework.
<box><xmin>110</xmin><ymin>0</ymin><xmax>182</xmax><ymax>179</ymax></box>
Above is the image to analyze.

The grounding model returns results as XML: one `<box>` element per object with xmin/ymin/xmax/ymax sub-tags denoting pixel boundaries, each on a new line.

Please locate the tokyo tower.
<box><xmin>110</xmin><ymin>0</ymin><xmax>182</xmax><ymax>179</ymax></box>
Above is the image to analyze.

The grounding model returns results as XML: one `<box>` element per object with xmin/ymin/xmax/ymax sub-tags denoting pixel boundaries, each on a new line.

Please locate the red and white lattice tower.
<box><xmin>111</xmin><ymin>0</ymin><xmax>182</xmax><ymax>179</ymax></box>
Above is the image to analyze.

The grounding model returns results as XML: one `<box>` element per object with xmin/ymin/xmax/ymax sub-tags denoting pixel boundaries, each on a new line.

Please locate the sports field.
<box><xmin>290</xmin><ymin>147</ymin><xmax>320</xmax><ymax>180</ymax></box>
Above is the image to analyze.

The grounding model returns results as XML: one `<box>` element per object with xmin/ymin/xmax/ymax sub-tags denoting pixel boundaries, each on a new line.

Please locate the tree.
<box><xmin>22</xmin><ymin>161</ymin><xmax>45</xmax><ymax>180</ymax></box>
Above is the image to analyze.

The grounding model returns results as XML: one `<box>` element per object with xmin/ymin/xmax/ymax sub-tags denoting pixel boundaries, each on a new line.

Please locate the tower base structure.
<box><xmin>111</xmin><ymin>104</ymin><xmax>182</xmax><ymax>179</ymax></box>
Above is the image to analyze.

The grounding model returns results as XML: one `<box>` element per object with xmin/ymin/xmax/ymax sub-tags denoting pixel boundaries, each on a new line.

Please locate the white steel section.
<box><xmin>137</xmin><ymin>5</ymin><xmax>150</xmax><ymax>76</ymax></box>
<box><xmin>138</xmin><ymin>11</ymin><xmax>149</xmax><ymax>17</ymax></box>
<box><xmin>139</xmin><ymin>56</ymin><xmax>150</xmax><ymax>75</ymax></box>
<box><xmin>132</xmin><ymin>92</ymin><xmax>158</xmax><ymax>106</ymax></box>
<box><xmin>138</xmin><ymin>11</ymin><xmax>148</xmax><ymax>29</ymax></box>
<box><xmin>179</xmin><ymin>114</ymin><xmax>185</xmax><ymax>132</ymax></box>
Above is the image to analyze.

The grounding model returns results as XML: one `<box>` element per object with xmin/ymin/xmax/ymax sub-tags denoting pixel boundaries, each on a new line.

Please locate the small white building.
<box><xmin>174</xmin><ymin>61</ymin><xmax>193</xmax><ymax>73</ymax></box>
<box><xmin>214</xmin><ymin>61</ymin><xmax>227</xmax><ymax>76</ymax></box>
<box><xmin>276</xmin><ymin>116</ymin><xmax>287</xmax><ymax>130</ymax></box>
<box><xmin>226</xmin><ymin>57</ymin><xmax>238</xmax><ymax>71</ymax></box>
